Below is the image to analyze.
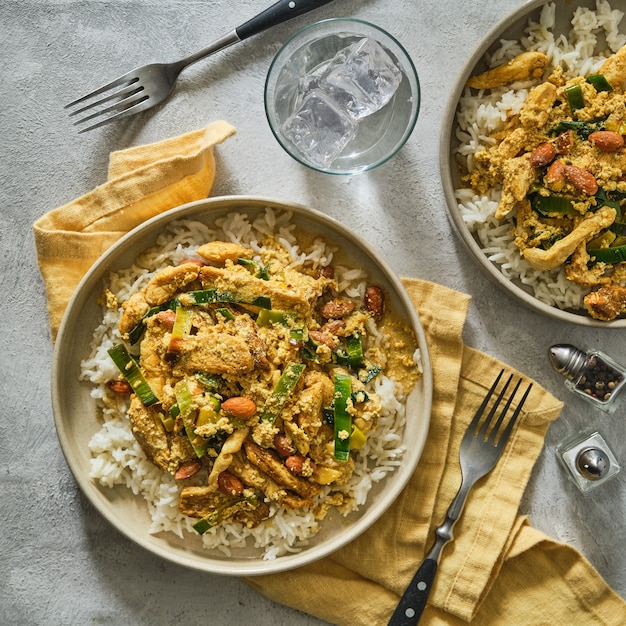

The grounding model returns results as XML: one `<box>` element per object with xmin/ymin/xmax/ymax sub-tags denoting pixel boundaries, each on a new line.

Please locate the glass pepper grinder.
<box><xmin>548</xmin><ymin>344</ymin><xmax>626</xmax><ymax>413</ymax></box>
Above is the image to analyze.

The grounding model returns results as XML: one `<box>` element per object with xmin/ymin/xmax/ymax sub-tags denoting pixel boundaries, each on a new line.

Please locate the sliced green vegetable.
<box><xmin>192</xmin><ymin>494</ymin><xmax>259</xmax><ymax>534</ymax></box>
<box><xmin>260</xmin><ymin>362</ymin><xmax>306</xmax><ymax>422</ymax></box>
<box><xmin>587</xmin><ymin>244</ymin><xmax>626</xmax><ymax>264</ymax></box>
<box><xmin>335</xmin><ymin>334</ymin><xmax>364</xmax><ymax>368</ymax></box>
<box><xmin>256</xmin><ymin>309</ymin><xmax>293</xmax><ymax>326</ymax></box>
<box><xmin>594</xmin><ymin>188</ymin><xmax>623</xmax><ymax>217</ymax></box>
<box><xmin>181</xmin><ymin>288</ymin><xmax>271</xmax><ymax>310</ymax></box>
<box><xmin>587</xmin><ymin>230</ymin><xmax>616</xmax><ymax>250</ymax></box>
<box><xmin>194</xmin><ymin>372</ymin><xmax>221</xmax><ymax>390</ymax></box>
<box><xmin>358</xmin><ymin>365</ymin><xmax>382</xmax><ymax>384</ymax></box>
<box><xmin>333</xmin><ymin>373</ymin><xmax>353</xmax><ymax>462</ymax></box>
<box><xmin>299</xmin><ymin>343</ymin><xmax>320</xmax><ymax>363</ymax></box>
<box><xmin>174</xmin><ymin>380</ymin><xmax>208</xmax><ymax>458</ymax></box>
<box><xmin>107</xmin><ymin>344</ymin><xmax>159</xmax><ymax>406</ymax></box>
<box><xmin>565</xmin><ymin>84</ymin><xmax>585</xmax><ymax>111</ymax></box>
<box><xmin>549</xmin><ymin>118</ymin><xmax>605</xmax><ymax>140</ymax></box>
<box><xmin>530</xmin><ymin>194</ymin><xmax>579</xmax><ymax>216</ymax></box>
<box><xmin>350</xmin><ymin>424</ymin><xmax>367</xmax><ymax>450</ymax></box>
<box><xmin>586</xmin><ymin>74</ymin><xmax>613</xmax><ymax>92</ymax></box>
<box><xmin>197</xmin><ymin>404</ymin><xmax>221</xmax><ymax>428</ymax></box>
<box><xmin>215</xmin><ymin>307</ymin><xmax>235</xmax><ymax>321</ymax></box>
<box><xmin>237</xmin><ymin>258</ymin><xmax>271</xmax><ymax>280</ymax></box>
<box><xmin>158</xmin><ymin>412</ymin><xmax>176</xmax><ymax>432</ymax></box>
<box><xmin>609</xmin><ymin>220</ymin><xmax>626</xmax><ymax>236</ymax></box>
<box><xmin>167</xmin><ymin>306</ymin><xmax>193</xmax><ymax>353</ymax></box>
<box><xmin>128</xmin><ymin>299</ymin><xmax>179</xmax><ymax>345</ymax></box>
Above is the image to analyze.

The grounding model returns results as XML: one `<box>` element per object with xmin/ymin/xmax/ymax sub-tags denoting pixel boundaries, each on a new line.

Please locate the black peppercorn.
<box><xmin>548</xmin><ymin>344</ymin><xmax>626</xmax><ymax>413</ymax></box>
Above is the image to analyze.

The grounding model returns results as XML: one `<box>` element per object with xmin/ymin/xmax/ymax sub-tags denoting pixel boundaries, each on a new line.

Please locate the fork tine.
<box><xmin>478</xmin><ymin>373</ymin><xmax>513</xmax><ymax>439</ymax></box>
<box><xmin>64</xmin><ymin>71</ymin><xmax>140</xmax><ymax>109</ymax></box>
<box><xmin>467</xmin><ymin>369</ymin><xmax>504</xmax><ymax>433</ymax></box>
<box><xmin>494</xmin><ymin>380</ymin><xmax>533</xmax><ymax>448</ymax></box>
<box><xmin>67</xmin><ymin>82</ymin><xmax>143</xmax><ymax>117</ymax></box>
<box><xmin>71</xmin><ymin>91</ymin><xmax>148</xmax><ymax>126</ymax></box>
<box><xmin>74</xmin><ymin>98</ymin><xmax>152</xmax><ymax>133</ymax></box>
<box><xmin>71</xmin><ymin>93</ymin><xmax>151</xmax><ymax>133</ymax></box>
<box><xmin>489</xmin><ymin>377</ymin><xmax>522</xmax><ymax>438</ymax></box>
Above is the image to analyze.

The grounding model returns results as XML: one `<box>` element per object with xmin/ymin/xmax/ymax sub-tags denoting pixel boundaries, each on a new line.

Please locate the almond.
<box><xmin>545</xmin><ymin>160</ymin><xmax>566</xmax><ymax>191</ymax></box>
<box><xmin>308</xmin><ymin>329</ymin><xmax>339</xmax><ymax>349</ymax></box>
<box><xmin>286</xmin><ymin>455</ymin><xmax>317</xmax><ymax>476</ymax></box>
<box><xmin>564</xmin><ymin>164</ymin><xmax>598</xmax><ymax>195</ymax></box>
<box><xmin>555</xmin><ymin>131</ymin><xmax>573</xmax><ymax>155</ymax></box>
<box><xmin>217</xmin><ymin>472</ymin><xmax>244</xmax><ymax>496</ymax></box>
<box><xmin>588</xmin><ymin>130</ymin><xmax>624</xmax><ymax>152</ymax></box>
<box><xmin>321</xmin><ymin>318</ymin><xmax>347</xmax><ymax>337</ymax></box>
<box><xmin>155</xmin><ymin>309</ymin><xmax>177</xmax><ymax>331</ymax></box>
<box><xmin>529</xmin><ymin>142</ymin><xmax>556</xmax><ymax>168</ymax></box>
<box><xmin>221</xmin><ymin>396</ymin><xmax>257</xmax><ymax>419</ymax></box>
<box><xmin>364</xmin><ymin>285</ymin><xmax>385</xmax><ymax>319</ymax></box>
<box><xmin>320</xmin><ymin>298</ymin><xmax>356</xmax><ymax>319</ymax></box>
<box><xmin>106</xmin><ymin>379</ymin><xmax>132</xmax><ymax>395</ymax></box>
<box><xmin>273</xmin><ymin>434</ymin><xmax>296</xmax><ymax>458</ymax></box>
<box><xmin>318</xmin><ymin>265</ymin><xmax>335</xmax><ymax>279</ymax></box>
<box><xmin>285</xmin><ymin>455</ymin><xmax>304</xmax><ymax>475</ymax></box>
<box><xmin>177</xmin><ymin>259</ymin><xmax>206</xmax><ymax>267</ymax></box>
<box><xmin>174</xmin><ymin>459</ymin><xmax>202</xmax><ymax>480</ymax></box>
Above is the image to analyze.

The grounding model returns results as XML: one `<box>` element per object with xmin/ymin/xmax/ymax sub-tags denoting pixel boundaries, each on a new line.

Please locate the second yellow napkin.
<box><xmin>33</xmin><ymin>120</ymin><xmax>236</xmax><ymax>341</ymax></box>
<box><xmin>245</xmin><ymin>279</ymin><xmax>626</xmax><ymax>625</ymax></box>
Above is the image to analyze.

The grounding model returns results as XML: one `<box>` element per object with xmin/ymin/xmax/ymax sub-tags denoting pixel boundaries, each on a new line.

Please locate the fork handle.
<box><xmin>387</xmin><ymin>558</ymin><xmax>438</xmax><ymax>625</ymax></box>
<box><xmin>236</xmin><ymin>0</ymin><xmax>336</xmax><ymax>40</ymax></box>
<box><xmin>388</xmin><ymin>482</ymin><xmax>472</xmax><ymax>626</ymax></box>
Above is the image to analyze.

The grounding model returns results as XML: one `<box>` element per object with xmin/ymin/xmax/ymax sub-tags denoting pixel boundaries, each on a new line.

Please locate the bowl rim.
<box><xmin>52</xmin><ymin>195</ymin><xmax>433</xmax><ymax>575</ymax></box>
<box><xmin>264</xmin><ymin>17</ymin><xmax>421</xmax><ymax>175</ymax></box>
<box><xmin>438</xmin><ymin>0</ymin><xmax>626</xmax><ymax>328</ymax></box>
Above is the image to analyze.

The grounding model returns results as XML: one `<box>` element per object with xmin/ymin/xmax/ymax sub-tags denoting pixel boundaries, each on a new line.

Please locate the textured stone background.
<box><xmin>2</xmin><ymin>0</ymin><xmax>625</xmax><ymax>624</ymax></box>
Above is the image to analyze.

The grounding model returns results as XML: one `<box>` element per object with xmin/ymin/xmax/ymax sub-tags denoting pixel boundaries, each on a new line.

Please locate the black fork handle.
<box><xmin>388</xmin><ymin>558</ymin><xmax>437</xmax><ymax>625</ymax></box>
<box><xmin>236</xmin><ymin>0</ymin><xmax>336</xmax><ymax>40</ymax></box>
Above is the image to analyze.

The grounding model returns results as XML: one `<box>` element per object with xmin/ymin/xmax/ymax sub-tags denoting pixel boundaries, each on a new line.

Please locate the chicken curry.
<box><xmin>105</xmin><ymin>238</ymin><xmax>419</xmax><ymax>533</ymax></box>
<box><xmin>465</xmin><ymin>46</ymin><xmax>626</xmax><ymax>320</ymax></box>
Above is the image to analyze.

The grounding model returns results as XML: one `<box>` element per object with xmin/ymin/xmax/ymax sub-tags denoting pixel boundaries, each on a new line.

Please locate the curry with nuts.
<box><xmin>105</xmin><ymin>237</ymin><xmax>420</xmax><ymax>534</ymax></box>
<box><xmin>465</xmin><ymin>45</ymin><xmax>626</xmax><ymax>321</ymax></box>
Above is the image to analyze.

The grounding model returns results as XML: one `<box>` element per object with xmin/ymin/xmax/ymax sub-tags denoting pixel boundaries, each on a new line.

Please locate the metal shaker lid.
<box><xmin>548</xmin><ymin>344</ymin><xmax>588</xmax><ymax>381</ymax></box>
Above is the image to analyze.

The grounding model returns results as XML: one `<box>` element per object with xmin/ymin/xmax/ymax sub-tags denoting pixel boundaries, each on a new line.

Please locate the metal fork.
<box><xmin>388</xmin><ymin>370</ymin><xmax>533</xmax><ymax>626</ymax></box>
<box><xmin>65</xmin><ymin>0</ymin><xmax>336</xmax><ymax>132</ymax></box>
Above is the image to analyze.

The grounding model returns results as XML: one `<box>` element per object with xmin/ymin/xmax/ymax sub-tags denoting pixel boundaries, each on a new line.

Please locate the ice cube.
<box><xmin>320</xmin><ymin>37</ymin><xmax>403</xmax><ymax>120</ymax></box>
<box><xmin>282</xmin><ymin>88</ymin><xmax>357</xmax><ymax>169</ymax></box>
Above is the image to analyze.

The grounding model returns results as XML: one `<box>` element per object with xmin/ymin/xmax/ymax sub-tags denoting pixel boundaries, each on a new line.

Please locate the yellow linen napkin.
<box><xmin>245</xmin><ymin>279</ymin><xmax>626</xmax><ymax>625</ymax></box>
<box><xmin>32</xmin><ymin>127</ymin><xmax>626</xmax><ymax>625</ymax></box>
<box><xmin>33</xmin><ymin>120</ymin><xmax>236</xmax><ymax>341</ymax></box>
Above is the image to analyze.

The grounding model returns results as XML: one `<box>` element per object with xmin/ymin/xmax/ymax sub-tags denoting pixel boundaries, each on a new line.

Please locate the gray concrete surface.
<box><xmin>2</xmin><ymin>0</ymin><xmax>625</xmax><ymax>624</ymax></box>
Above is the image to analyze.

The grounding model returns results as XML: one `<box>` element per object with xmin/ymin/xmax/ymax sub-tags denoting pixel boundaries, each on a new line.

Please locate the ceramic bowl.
<box><xmin>440</xmin><ymin>0</ymin><xmax>626</xmax><ymax>328</ymax></box>
<box><xmin>52</xmin><ymin>196</ymin><xmax>432</xmax><ymax>575</ymax></box>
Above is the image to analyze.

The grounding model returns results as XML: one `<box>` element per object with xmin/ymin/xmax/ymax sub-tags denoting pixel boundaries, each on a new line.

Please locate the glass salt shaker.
<box><xmin>556</xmin><ymin>429</ymin><xmax>621</xmax><ymax>493</ymax></box>
<box><xmin>548</xmin><ymin>344</ymin><xmax>626</xmax><ymax>413</ymax></box>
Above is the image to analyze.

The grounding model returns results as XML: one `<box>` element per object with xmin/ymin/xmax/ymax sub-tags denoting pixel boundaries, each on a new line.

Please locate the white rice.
<box><xmin>455</xmin><ymin>0</ymin><xmax>626</xmax><ymax>311</ymax></box>
<box><xmin>80</xmin><ymin>207</ymin><xmax>420</xmax><ymax>559</ymax></box>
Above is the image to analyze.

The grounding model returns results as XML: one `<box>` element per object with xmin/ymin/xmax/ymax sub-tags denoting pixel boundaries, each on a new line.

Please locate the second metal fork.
<box><xmin>388</xmin><ymin>370</ymin><xmax>533</xmax><ymax>626</ymax></box>
<box><xmin>65</xmin><ymin>0</ymin><xmax>336</xmax><ymax>132</ymax></box>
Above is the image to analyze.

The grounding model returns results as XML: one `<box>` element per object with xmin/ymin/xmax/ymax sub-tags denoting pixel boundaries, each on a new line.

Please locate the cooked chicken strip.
<box><xmin>118</xmin><ymin>264</ymin><xmax>200</xmax><ymax>335</ymax></box>
<box><xmin>244</xmin><ymin>440</ymin><xmax>320</xmax><ymax>499</ymax></box>
<box><xmin>598</xmin><ymin>44</ymin><xmax>626</xmax><ymax>89</ymax></box>
<box><xmin>127</xmin><ymin>395</ymin><xmax>195</xmax><ymax>474</ymax></box>
<box><xmin>466</xmin><ymin>51</ymin><xmax>548</xmax><ymax>89</ymax></box>
<box><xmin>519</xmin><ymin>81</ymin><xmax>557</xmax><ymax>128</ymax></box>
<box><xmin>195</xmin><ymin>241</ymin><xmax>253</xmax><ymax>264</ymax></box>
<box><xmin>522</xmin><ymin>207</ymin><xmax>617</xmax><ymax>270</ymax></box>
